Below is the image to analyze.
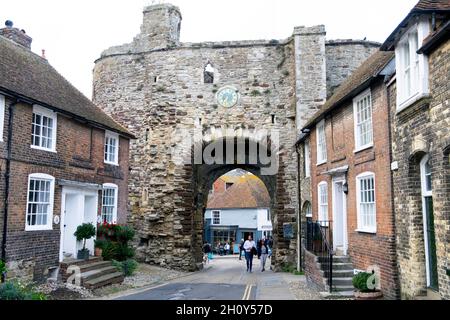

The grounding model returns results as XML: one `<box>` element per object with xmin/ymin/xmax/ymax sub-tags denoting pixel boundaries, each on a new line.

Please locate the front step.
<box><xmin>84</xmin><ymin>272</ymin><xmax>125</xmax><ymax>289</ymax></box>
<box><xmin>60</xmin><ymin>257</ymin><xmax>124</xmax><ymax>289</ymax></box>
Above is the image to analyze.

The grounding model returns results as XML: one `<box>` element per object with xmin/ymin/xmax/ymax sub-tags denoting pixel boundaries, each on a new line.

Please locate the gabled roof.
<box><xmin>207</xmin><ymin>174</ymin><xmax>270</xmax><ymax>209</ymax></box>
<box><xmin>0</xmin><ymin>36</ymin><xmax>134</xmax><ymax>138</ymax></box>
<box><xmin>302</xmin><ymin>50</ymin><xmax>395</xmax><ymax>131</ymax></box>
<box><xmin>381</xmin><ymin>0</ymin><xmax>450</xmax><ymax>51</ymax></box>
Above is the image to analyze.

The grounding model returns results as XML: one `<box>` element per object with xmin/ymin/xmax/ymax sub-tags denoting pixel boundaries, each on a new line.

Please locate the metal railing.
<box><xmin>306</xmin><ymin>220</ymin><xmax>333</xmax><ymax>293</ymax></box>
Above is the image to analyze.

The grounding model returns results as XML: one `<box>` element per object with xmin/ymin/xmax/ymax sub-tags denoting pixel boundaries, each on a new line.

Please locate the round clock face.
<box><xmin>216</xmin><ymin>86</ymin><xmax>239</xmax><ymax>108</ymax></box>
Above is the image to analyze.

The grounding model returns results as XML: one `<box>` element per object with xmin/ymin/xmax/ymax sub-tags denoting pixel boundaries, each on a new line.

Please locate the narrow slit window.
<box><xmin>204</xmin><ymin>62</ymin><xmax>214</xmax><ymax>84</ymax></box>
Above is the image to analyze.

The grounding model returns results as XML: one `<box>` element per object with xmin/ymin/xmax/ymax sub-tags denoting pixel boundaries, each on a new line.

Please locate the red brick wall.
<box><xmin>0</xmin><ymin>97</ymin><xmax>130</xmax><ymax>280</ymax></box>
<box><xmin>309</xmin><ymin>80</ymin><xmax>400</xmax><ymax>299</ymax></box>
<box><xmin>305</xmin><ymin>250</ymin><xmax>326</xmax><ymax>291</ymax></box>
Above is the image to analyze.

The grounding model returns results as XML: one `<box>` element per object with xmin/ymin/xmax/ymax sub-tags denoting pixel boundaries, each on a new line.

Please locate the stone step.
<box><xmin>329</xmin><ymin>277</ymin><xmax>354</xmax><ymax>286</ymax></box>
<box><xmin>321</xmin><ymin>262</ymin><xmax>353</xmax><ymax>271</ymax></box>
<box><xmin>84</xmin><ymin>272</ymin><xmax>124</xmax><ymax>289</ymax></box>
<box><xmin>60</xmin><ymin>256</ymin><xmax>102</xmax><ymax>268</ymax></box>
<box><xmin>320</xmin><ymin>269</ymin><xmax>355</xmax><ymax>278</ymax></box>
<box><xmin>332</xmin><ymin>285</ymin><xmax>355</xmax><ymax>292</ymax></box>
<box><xmin>318</xmin><ymin>256</ymin><xmax>351</xmax><ymax>264</ymax></box>
<box><xmin>79</xmin><ymin>261</ymin><xmax>113</xmax><ymax>273</ymax></box>
<box><xmin>321</xmin><ymin>290</ymin><xmax>355</xmax><ymax>299</ymax></box>
<box><xmin>81</xmin><ymin>266</ymin><xmax>119</xmax><ymax>283</ymax></box>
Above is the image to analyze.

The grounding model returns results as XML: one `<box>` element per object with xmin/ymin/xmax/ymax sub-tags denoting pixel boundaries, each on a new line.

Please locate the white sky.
<box><xmin>1</xmin><ymin>0</ymin><xmax>418</xmax><ymax>98</ymax></box>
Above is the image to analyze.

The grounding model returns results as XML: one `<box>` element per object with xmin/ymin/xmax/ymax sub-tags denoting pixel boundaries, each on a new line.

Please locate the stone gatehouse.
<box><xmin>92</xmin><ymin>3</ymin><xmax>378</xmax><ymax>271</ymax></box>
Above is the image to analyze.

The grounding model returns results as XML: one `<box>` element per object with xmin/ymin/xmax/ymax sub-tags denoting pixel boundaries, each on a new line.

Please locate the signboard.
<box><xmin>283</xmin><ymin>223</ymin><xmax>294</xmax><ymax>240</ymax></box>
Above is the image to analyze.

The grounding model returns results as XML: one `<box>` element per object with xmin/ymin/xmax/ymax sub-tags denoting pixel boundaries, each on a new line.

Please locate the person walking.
<box><xmin>224</xmin><ymin>242</ymin><xmax>230</xmax><ymax>255</ymax></box>
<box><xmin>257</xmin><ymin>239</ymin><xmax>269</xmax><ymax>272</ymax></box>
<box><xmin>203</xmin><ymin>242</ymin><xmax>212</xmax><ymax>264</ymax></box>
<box><xmin>238</xmin><ymin>239</ymin><xmax>245</xmax><ymax>260</ymax></box>
<box><xmin>243</xmin><ymin>235</ymin><xmax>256</xmax><ymax>273</ymax></box>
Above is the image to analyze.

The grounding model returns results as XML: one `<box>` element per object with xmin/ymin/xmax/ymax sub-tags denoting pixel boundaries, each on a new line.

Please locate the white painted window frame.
<box><xmin>318</xmin><ymin>182</ymin><xmax>328</xmax><ymax>225</ymax></box>
<box><xmin>316</xmin><ymin>120</ymin><xmax>327</xmax><ymax>165</ymax></box>
<box><xmin>212</xmin><ymin>210</ymin><xmax>221</xmax><ymax>225</ymax></box>
<box><xmin>353</xmin><ymin>89</ymin><xmax>374</xmax><ymax>152</ymax></box>
<box><xmin>304</xmin><ymin>140</ymin><xmax>311</xmax><ymax>178</ymax></box>
<box><xmin>104</xmin><ymin>130</ymin><xmax>119</xmax><ymax>166</ymax></box>
<box><xmin>304</xmin><ymin>201</ymin><xmax>312</xmax><ymax>218</ymax></box>
<box><xmin>31</xmin><ymin>105</ymin><xmax>57</xmax><ymax>152</ymax></box>
<box><xmin>0</xmin><ymin>95</ymin><xmax>5</xmax><ymax>142</ymax></box>
<box><xmin>395</xmin><ymin>19</ymin><xmax>430</xmax><ymax>112</ymax></box>
<box><xmin>356</xmin><ymin>172</ymin><xmax>377</xmax><ymax>234</ymax></box>
<box><xmin>25</xmin><ymin>173</ymin><xmax>55</xmax><ymax>231</ymax></box>
<box><xmin>101</xmin><ymin>183</ymin><xmax>118</xmax><ymax>224</ymax></box>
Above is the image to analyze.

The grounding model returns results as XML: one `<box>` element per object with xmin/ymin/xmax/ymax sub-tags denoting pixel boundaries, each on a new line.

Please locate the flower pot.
<box><xmin>354</xmin><ymin>290</ymin><xmax>383</xmax><ymax>300</ymax></box>
<box><xmin>95</xmin><ymin>247</ymin><xmax>103</xmax><ymax>257</ymax></box>
<box><xmin>77</xmin><ymin>249</ymin><xmax>90</xmax><ymax>261</ymax></box>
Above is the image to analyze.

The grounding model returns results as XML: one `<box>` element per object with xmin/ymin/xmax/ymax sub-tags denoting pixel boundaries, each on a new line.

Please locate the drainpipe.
<box><xmin>296</xmin><ymin>144</ymin><xmax>303</xmax><ymax>272</ymax></box>
<box><xmin>1</xmin><ymin>98</ymin><xmax>17</xmax><ymax>282</ymax></box>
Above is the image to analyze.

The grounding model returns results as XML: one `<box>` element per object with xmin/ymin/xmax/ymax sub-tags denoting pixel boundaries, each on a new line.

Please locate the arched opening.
<box><xmin>203</xmin><ymin>169</ymin><xmax>273</xmax><ymax>264</ymax></box>
<box><xmin>204</xmin><ymin>62</ymin><xmax>215</xmax><ymax>84</ymax></box>
<box><xmin>189</xmin><ymin>135</ymin><xmax>284</xmax><ymax>270</ymax></box>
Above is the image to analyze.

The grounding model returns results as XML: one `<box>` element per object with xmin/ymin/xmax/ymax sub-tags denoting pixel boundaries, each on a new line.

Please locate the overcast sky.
<box><xmin>2</xmin><ymin>0</ymin><xmax>418</xmax><ymax>98</ymax></box>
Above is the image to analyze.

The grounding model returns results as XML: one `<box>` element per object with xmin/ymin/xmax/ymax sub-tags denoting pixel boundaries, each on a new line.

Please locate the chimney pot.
<box><xmin>5</xmin><ymin>20</ymin><xmax>13</xmax><ymax>28</ymax></box>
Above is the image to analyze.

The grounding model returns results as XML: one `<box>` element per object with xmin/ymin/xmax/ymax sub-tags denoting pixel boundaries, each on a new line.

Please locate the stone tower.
<box><xmin>93</xmin><ymin>3</ymin><xmax>379</xmax><ymax>271</ymax></box>
<box><xmin>134</xmin><ymin>4</ymin><xmax>182</xmax><ymax>51</ymax></box>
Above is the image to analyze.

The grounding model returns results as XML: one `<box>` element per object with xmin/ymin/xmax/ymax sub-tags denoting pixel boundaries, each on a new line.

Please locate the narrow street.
<box><xmin>115</xmin><ymin>256</ymin><xmax>299</xmax><ymax>300</ymax></box>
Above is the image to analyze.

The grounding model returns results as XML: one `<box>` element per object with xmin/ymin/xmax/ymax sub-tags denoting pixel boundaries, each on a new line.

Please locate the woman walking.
<box><xmin>257</xmin><ymin>239</ymin><xmax>269</xmax><ymax>272</ymax></box>
<box><xmin>243</xmin><ymin>235</ymin><xmax>256</xmax><ymax>273</ymax></box>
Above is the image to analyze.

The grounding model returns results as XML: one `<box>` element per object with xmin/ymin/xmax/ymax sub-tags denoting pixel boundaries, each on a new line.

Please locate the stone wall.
<box><xmin>389</xmin><ymin>38</ymin><xmax>450</xmax><ymax>300</ymax></box>
<box><xmin>93</xmin><ymin>3</ymin><xmax>380</xmax><ymax>272</ymax></box>
<box><xmin>326</xmin><ymin>40</ymin><xmax>380</xmax><ymax>98</ymax></box>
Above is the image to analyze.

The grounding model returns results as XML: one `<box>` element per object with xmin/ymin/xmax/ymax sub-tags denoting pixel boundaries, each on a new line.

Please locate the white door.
<box><xmin>333</xmin><ymin>181</ymin><xmax>347</xmax><ymax>255</ymax></box>
<box><xmin>62</xmin><ymin>193</ymin><xmax>83</xmax><ymax>260</ymax></box>
<box><xmin>60</xmin><ymin>187</ymin><xmax>99</xmax><ymax>261</ymax></box>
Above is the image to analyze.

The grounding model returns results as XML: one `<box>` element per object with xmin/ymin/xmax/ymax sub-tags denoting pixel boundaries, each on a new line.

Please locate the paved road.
<box><xmin>116</xmin><ymin>255</ymin><xmax>296</xmax><ymax>300</ymax></box>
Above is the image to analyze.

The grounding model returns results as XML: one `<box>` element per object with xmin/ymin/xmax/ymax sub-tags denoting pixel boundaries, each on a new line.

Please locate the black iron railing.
<box><xmin>306</xmin><ymin>220</ymin><xmax>333</xmax><ymax>293</ymax></box>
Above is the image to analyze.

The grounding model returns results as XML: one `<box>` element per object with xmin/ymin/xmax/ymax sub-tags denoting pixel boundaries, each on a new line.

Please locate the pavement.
<box><xmin>113</xmin><ymin>255</ymin><xmax>298</xmax><ymax>300</ymax></box>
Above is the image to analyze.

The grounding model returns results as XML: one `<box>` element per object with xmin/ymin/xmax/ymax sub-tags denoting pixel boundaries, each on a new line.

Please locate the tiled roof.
<box><xmin>381</xmin><ymin>0</ymin><xmax>450</xmax><ymax>51</ymax></box>
<box><xmin>0</xmin><ymin>36</ymin><xmax>134</xmax><ymax>138</ymax></box>
<box><xmin>302</xmin><ymin>50</ymin><xmax>394</xmax><ymax>130</ymax></box>
<box><xmin>207</xmin><ymin>174</ymin><xmax>270</xmax><ymax>209</ymax></box>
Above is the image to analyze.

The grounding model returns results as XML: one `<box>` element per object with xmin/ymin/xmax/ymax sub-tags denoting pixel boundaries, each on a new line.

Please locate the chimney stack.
<box><xmin>0</xmin><ymin>20</ymin><xmax>33</xmax><ymax>49</ymax></box>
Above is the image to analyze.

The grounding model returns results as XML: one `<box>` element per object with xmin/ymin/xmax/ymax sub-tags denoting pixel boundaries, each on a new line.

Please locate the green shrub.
<box><xmin>0</xmin><ymin>260</ymin><xmax>7</xmax><ymax>274</ymax></box>
<box><xmin>74</xmin><ymin>223</ymin><xmax>96</xmax><ymax>250</ymax></box>
<box><xmin>102</xmin><ymin>241</ymin><xmax>135</xmax><ymax>262</ymax></box>
<box><xmin>0</xmin><ymin>281</ymin><xmax>47</xmax><ymax>300</ymax></box>
<box><xmin>113</xmin><ymin>259</ymin><xmax>138</xmax><ymax>277</ymax></box>
<box><xmin>352</xmin><ymin>272</ymin><xmax>376</xmax><ymax>293</ymax></box>
<box><xmin>116</xmin><ymin>226</ymin><xmax>135</xmax><ymax>244</ymax></box>
<box><xmin>102</xmin><ymin>241</ymin><xmax>119</xmax><ymax>261</ymax></box>
<box><xmin>94</xmin><ymin>239</ymin><xmax>107</xmax><ymax>249</ymax></box>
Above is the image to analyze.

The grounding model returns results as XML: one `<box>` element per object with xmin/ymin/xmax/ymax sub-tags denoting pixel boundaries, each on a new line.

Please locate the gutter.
<box><xmin>295</xmin><ymin>143</ymin><xmax>303</xmax><ymax>272</ymax></box>
<box><xmin>1</xmin><ymin>98</ymin><xmax>18</xmax><ymax>282</ymax></box>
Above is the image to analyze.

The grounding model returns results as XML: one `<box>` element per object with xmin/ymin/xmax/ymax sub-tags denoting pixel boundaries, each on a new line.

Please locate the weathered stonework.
<box><xmin>93</xmin><ymin>3</ymin><xmax>377</xmax><ymax>271</ymax></box>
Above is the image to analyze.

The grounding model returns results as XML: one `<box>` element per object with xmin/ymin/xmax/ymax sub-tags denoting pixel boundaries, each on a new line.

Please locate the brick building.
<box><xmin>297</xmin><ymin>50</ymin><xmax>400</xmax><ymax>299</ymax></box>
<box><xmin>0</xmin><ymin>23</ymin><xmax>134</xmax><ymax>281</ymax></box>
<box><xmin>380</xmin><ymin>0</ymin><xmax>450</xmax><ymax>299</ymax></box>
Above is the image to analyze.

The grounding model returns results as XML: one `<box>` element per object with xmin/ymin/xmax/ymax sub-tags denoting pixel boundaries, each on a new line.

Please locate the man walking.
<box><xmin>238</xmin><ymin>239</ymin><xmax>245</xmax><ymax>260</ymax></box>
<box><xmin>243</xmin><ymin>235</ymin><xmax>256</xmax><ymax>273</ymax></box>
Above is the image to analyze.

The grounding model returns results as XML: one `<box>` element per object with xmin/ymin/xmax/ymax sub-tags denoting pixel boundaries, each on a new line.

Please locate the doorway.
<box><xmin>332</xmin><ymin>179</ymin><xmax>347</xmax><ymax>256</ymax></box>
<box><xmin>60</xmin><ymin>187</ymin><xmax>98</xmax><ymax>261</ymax></box>
<box><xmin>420</xmin><ymin>155</ymin><xmax>439</xmax><ymax>291</ymax></box>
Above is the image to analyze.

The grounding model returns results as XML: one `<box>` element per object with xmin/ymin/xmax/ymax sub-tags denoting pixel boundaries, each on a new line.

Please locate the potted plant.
<box><xmin>353</xmin><ymin>271</ymin><xmax>383</xmax><ymax>300</ymax></box>
<box><xmin>94</xmin><ymin>239</ymin><xmax>106</xmax><ymax>257</ymax></box>
<box><xmin>74</xmin><ymin>223</ymin><xmax>96</xmax><ymax>260</ymax></box>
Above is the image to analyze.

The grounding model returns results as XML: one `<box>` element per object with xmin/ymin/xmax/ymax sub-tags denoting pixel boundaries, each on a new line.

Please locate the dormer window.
<box><xmin>204</xmin><ymin>62</ymin><xmax>214</xmax><ymax>84</ymax></box>
<box><xmin>395</xmin><ymin>19</ymin><xmax>430</xmax><ymax>111</ymax></box>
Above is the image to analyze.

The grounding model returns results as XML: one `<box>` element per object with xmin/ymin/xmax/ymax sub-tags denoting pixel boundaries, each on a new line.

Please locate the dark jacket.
<box><xmin>257</xmin><ymin>243</ymin><xmax>269</xmax><ymax>258</ymax></box>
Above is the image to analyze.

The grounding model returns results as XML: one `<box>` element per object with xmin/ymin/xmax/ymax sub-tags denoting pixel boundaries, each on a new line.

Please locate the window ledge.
<box><xmin>355</xmin><ymin>228</ymin><xmax>377</xmax><ymax>235</ymax></box>
<box><xmin>25</xmin><ymin>226</ymin><xmax>53</xmax><ymax>232</ymax></box>
<box><xmin>31</xmin><ymin>145</ymin><xmax>57</xmax><ymax>153</ymax></box>
<box><xmin>354</xmin><ymin>144</ymin><xmax>373</xmax><ymax>154</ymax></box>
<box><xmin>104</xmin><ymin>161</ymin><xmax>119</xmax><ymax>167</ymax></box>
<box><xmin>397</xmin><ymin>93</ymin><xmax>431</xmax><ymax>114</ymax></box>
